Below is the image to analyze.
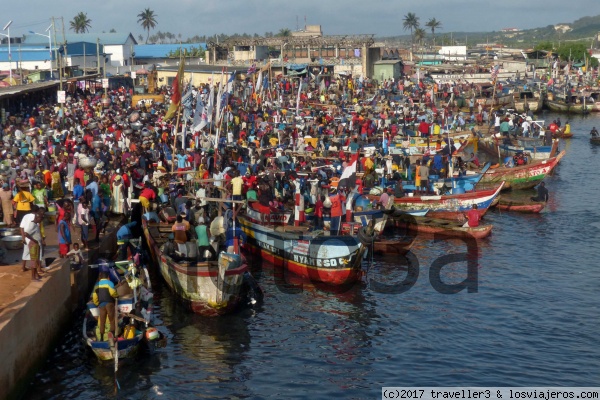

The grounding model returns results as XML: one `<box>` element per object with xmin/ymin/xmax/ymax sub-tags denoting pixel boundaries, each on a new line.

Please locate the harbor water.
<box><xmin>24</xmin><ymin>112</ymin><xmax>600</xmax><ymax>399</ymax></box>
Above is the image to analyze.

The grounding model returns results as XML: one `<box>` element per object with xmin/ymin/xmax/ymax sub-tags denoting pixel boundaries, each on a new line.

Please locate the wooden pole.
<box><xmin>171</xmin><ymin>51</ymin><xmax>185</xmax><ymax>173</ymax></box>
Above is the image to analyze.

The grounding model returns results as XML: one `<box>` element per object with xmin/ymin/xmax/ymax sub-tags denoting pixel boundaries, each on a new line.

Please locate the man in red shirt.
<box><xmin>464</xmin><ymin>204</ymin><xmax>480</xmax><ymax>228</ymax></box>
<box><xmin>139</xmin><ymin>182</ymin><xmax>156</xmax><ymax>212</ymax></box>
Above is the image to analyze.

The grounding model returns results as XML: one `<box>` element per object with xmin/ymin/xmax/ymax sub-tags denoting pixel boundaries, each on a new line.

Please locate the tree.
<box><xmin>137</xmin><ymin>8</ymin><xmax>158</xmax><ymax>44</ymax></box>
<box><xmin>425</xmin><ymin>18</ymin><xmax>442</xmax><ymax>47</ymax></box>
<box><xmin>403</xmin><ymin>12</ymin><xmax>420</xmax><ymax>58</ymax></box>
<box><xmin>109</xmin><ymin>28</ymin><xmax>116</xmax><ymax>33</ymax></box>
<box><xmin>277</xmin><ymin>28</ymin><xmax>291</xmax><ymax>37</ymax></box>
<box><xmin>414</xmin><ymin>28</ymin><xmax>426</xmax><ymax>48</ymax></box>
<box><xmin>70</xmin><ymin>12</ymin><xmax>92</xmax><ymax>33</ymax></box>
<box><xmin>138</xmin><ymin>34</ymin><xmax>144</xmax><ymax>42</ymax></box>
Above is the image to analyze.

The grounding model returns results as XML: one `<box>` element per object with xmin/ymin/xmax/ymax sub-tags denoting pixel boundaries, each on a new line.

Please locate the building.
<box><xmin>62</xmin><ymin>33</ymin><xmax>137</xmax><ymax>67</ymax></box>
<box><xmin>373</xmin><ymin>60</ymin><xmax>403</xmax><ymax>81</ymax></box>
<box><xmin>155</xmin><ymin>64</ymin><xmax>240</xmax><ymax>87</ymax></box>
<box><xmin>204</xmin><ymin>26</ymin><xmax>378</xmax><ymax>79</ymax></box>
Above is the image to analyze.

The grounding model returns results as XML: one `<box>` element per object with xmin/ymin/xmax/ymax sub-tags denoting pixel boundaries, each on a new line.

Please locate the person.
<box><xmin>23</xmin><ymin>209</ymin><xmax>45</xmax><ymax>280</ymax></box>
<box><xmin>195</xmin><ymin>218</ymin><xmax>217</xmax><ymax>262</ymax></box>
<box><xmin>20</xmin><ymin>205</ymin><xmax>42</xmax><ymax>273</ymax></box>
<box><xmin>394</xmin><ymin>180</ymin><xmax>405</xmax><ymax>198</ymax></box>
<box><xmin>13</xmin><ymin>184</ymin><xmax>35</xmax><ymax>224</ymax></box>
<box><xmin>314</xmin><ymin>195</ymin><xmax>324</xmax><ymax>229</ymax></box>
<box><xmin>465</xmin><ymin>152</ymin><xmax>480</xmax><ymax>169</ymax></box>
<box><xmin>0</xmin><ymin>183</ymin><xmax>14</xmax><ymax>227</ymax></box>
<box><xmin>77</xmin><ymin>200</ymin><xmax>91</xmax><ymax>249</ymax></box>
<box><xmin>92</xmin><ymin>270</ymin><xmax>119</xmax><ymax>342</ymax></box>
<box><xmin>172</xmin><ymin>215</ymin><xmax>189</xmax><ymax>257</ymax></box>
<box><xmin>139</xmin><ymin>181</ymin><xmax>156</xmax><ymax>213</ymax></box>
<box><xmin>229</xmin><ymin>170</ymin><xmax>244</xmax><ymax>201</ymax></box>
<box><xmin>72</xmin><ymin>178</ymin><xmax>84</xmax><ymax>201</ymax></box>
<box><xmin>531</xmin><ymin>181</ymin><xmax>549</xmax><ymax>202</ymax></box>
<box><xmin>246</xmin><ymin>184</ymin><xmax>258</xmax><ymax>202</ymax></box>
<box><xmin>463</xmin><ymin>204</ymin><xmax>481</xmax><ymax>228</ymax></box>
<box><xmin>32</xmin><ymin>181</ymin><xmax>48</xmax><ymax>209</ymax></box>
<box><xmin>58</xmin><ymin>211</ymin><xmax>72</xmax><ymax>258</ymax></box>
<box><xmin>67</xmin><ymin>243</ymin><xmax>83</xmax><ymax>270</ymax></box>
<box><xmin>591</xmin><ymin>127</ymin><xmax>599</xmax><ymax>137</ymax></box>
<box><xmin>117</xmin><ymin>221</ymin><xmax>137</xmax><ymax>260</ymax></box>
<box><xmin>111</xmin><ymin>175</ymin><xmax>126</xmax><ymax>215</ymax></box>
<box><xmin>418</xmin><ymin>159</ymin><xmax>430</xmax><ymax>194</ymax></box>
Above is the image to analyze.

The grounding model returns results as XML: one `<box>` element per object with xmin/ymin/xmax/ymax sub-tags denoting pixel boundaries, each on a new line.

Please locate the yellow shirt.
<box><xmin>14</xmin><ymin>191</ymin><xmax>35</xmax><ymax>211</ymax></box>
<box><xmin>231</xmin><ymin>176</ymin><xmax>244</xmax><ymax>196</ymax></box>
<box><xmin>433</xmin><ymin>124</ymin><xmax>441</xmax><ymax>135</ymax></box>
<box><xmin>269</xmin><ymin>137</ymin><xmax>278</xmax><ymax>147</ymax></box>
<box><xmin>564</xmin><ymin>124</ymin><xmax>571</xmax><ymax>134</ymax></box>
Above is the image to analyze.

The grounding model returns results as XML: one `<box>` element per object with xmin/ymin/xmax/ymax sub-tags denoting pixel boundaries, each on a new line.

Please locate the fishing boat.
<box><xmin>591</xmin><ymin>137</ymin><xmax>600</xmax><ymax>144</ymax></box>
<box><xmin>389</xmin><ymin>214</ymin><xmax>493</xmax><ymax>239</ymax></box>
<box><xmin>493</xmin><ymin>137</ymin><xmax>559</xmax><ymax>160</ymax></box>
<box><xmin>495</xmin><ymin>198</ymin><xmax>546</xmax><ymax>213</ymax></box>
<box><xmin>514</xmin><ymin>90</ymin><xmax>543</xmax><ymax>114</ymax></box>
<box><xmin>83</xmin><ymin>255</ymin><xmax>166</xmax><ymax>362</ymax></box>
<box><xmin>367</xmin><ymin>183</ymin><xmax>504</xmax><ymax>221</ymax></box>
<box><xmin>545</xmin><ymin>93</ymin><xmax>593</xmax><ymax>114</ymax></box>
<box><xmin>372</xmin><ymin>237</ymin><xmax>414</xmax><ymax>254</ymax></box>
<box><xmin>477</xmin><ymin>150</ymin><xmax>565</xmax><ymax>190</ymax></box>
<box><xmin>142</xmin><ymin>214</ymin><xmax>260</xmax><ymax>316</ymax></box>
<box><xmin>238</xmin><ymin>202</ymin><xmax>375</xmax><ymax>286</ymax></box>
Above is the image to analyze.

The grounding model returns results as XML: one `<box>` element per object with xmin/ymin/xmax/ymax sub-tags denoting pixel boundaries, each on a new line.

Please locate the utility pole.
<box><xmin>96</xmin><ymin>38</ymin><xmax>100</xmax><ymax>75</ymax></box>
<box><xmin>52</xmin><ymin>16</ymin><xmax>64</xmax><ymax>126</ymax></box>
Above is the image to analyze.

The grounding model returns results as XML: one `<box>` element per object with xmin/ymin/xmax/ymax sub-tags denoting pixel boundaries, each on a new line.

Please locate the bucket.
<box><xmin>48</xmin><ymin>204</ymin><xmax>57</xmax><ymax>213</ymax></box>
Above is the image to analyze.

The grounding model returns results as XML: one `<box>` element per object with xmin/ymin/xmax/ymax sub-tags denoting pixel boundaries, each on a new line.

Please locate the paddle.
<box><xmin>472</xmin><ymin>162</ymin><xmax>492</xmax><ymax>189</ymax></box>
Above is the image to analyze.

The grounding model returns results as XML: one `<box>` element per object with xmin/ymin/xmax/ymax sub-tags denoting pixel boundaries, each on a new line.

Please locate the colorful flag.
<box><xmin>192</xmin><ymin>95</ymin><xmax>205</xmax><ymax>131</ymax></box>
<box><xmin>226</xmin><ymin>70</ymin><xmax>236</xmax><ymax>93</ymax></box>
<box><xmin>338</xmin><ymin>152</ymin><xmax>359</xmax><ymax>189</ymax></box>
<box><xmin>256</xmin><ymin>70</ymin><xmax>263</xmax><ymax>93</ymax></box>
<box><xmin>247</xmin><ymin>63</ymin><xmax>257</xmax><ymax>75</ymax></box>
<box><xmin>490</xmin><ymin>64</ymin><xmax>500</xmax><ymax>81</ymax></box>
<box><xmin>206</xmin><ymin>77</ymin><xmax>215</xmax><ymax>125</ymax></box>
<box><xmin>164</xmin><ymin>57</ymin><xmax>185</xmax><ymax>120</ymax></box>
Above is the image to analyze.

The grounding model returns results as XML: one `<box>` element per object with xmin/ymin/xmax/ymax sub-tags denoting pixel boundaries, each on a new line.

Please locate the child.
<box><xmin>67</xmin><ymin>243</ymin><xmax>83</xmax><ymax>270</ymax></box>
<box><xmin>72</xmin><ymin>178</ymin><xmax>84</xmax><ymax>201</ymax></box>
<box><xmin>58</xmin><ymin>211</ymin><xmax>72</xmax><ymax>258</ymax></box>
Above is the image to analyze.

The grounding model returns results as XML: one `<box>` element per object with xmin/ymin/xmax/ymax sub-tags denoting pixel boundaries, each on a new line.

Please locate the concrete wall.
<box><xmin>0</xmin><ymin>219</ymin><xmax>122</xmax><ymax>400</ymax></box>
<box><xmin>0</xmin><ymin>258</ymin><xmax>72</xmax><ymax>400</ymax></box>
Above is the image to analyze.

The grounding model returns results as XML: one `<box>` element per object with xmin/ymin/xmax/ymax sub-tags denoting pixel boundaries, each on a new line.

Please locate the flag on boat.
<box><xmin>256</xmin><ymin>70</ymin><xmax>263</xmax><ymax>93</ymax></box>
<box><xmin>247</xmin><ymin>63</ymin><xmax>257</xmax><ymax>75</ymax></box>
<box><xmin>206</xmin><ymin>77</ymin><xmax>215</xmax><ymax>125</ymax></box>
<box><xmin>226</xmin><ymin>70</ymin><xmax>236</xmax><ymax>93</ymax></box>
<box><xmin>192</xmin><ymin>95</ymin><xmax>205</xmax><ymax>132</ymax></box>
<box><xmin>164</xmin><ymin>57</ymin><xmax>185</xmax><ymax>120</ymax></box>
<box><xmin>293</xmin><ymin>240</ymin><xmax>310</xmax><ymax>255</ymax></box>
<box><xmin>490</xmin><ymin>64</ymin><xmax>500</xmax><ymax>81</ymax></box>
<box><xmin>338</xmin><ymin>152</ymin><xmax>359</xmax><ymax>189</ymax></box>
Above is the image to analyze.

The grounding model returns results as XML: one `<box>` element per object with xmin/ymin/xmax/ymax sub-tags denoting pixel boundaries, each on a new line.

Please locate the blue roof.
<box><xmin>0</xmin><ymin>47</ymin><xmax>54</xmax><ymax>62</ymax></box>
<box><xmin>61</xmin><ymin>33</ymin><xmax>136</xmax><ymax>46</ymax></box>
<box><xmin>134</xmin><ymin>43</ymin><xmax>206</xmax><ymax>58</ymax></box>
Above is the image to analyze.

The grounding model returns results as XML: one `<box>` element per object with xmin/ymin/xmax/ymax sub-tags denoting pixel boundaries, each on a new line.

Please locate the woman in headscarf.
<box><xmin>111</xmin><ymin>175</ymin><xmax>126</xmax><ymax>215</ymax></box>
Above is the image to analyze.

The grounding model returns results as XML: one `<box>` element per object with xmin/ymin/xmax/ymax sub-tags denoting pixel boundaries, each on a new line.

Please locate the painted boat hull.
<box><xmin>479</xmin><ymin>151</ymin><xmax>564</xmax><ymax>190</ymax></box>
<box><xmin>391</xmin><ymin>215</ymin><xmax>493</xmax><ymax>239</ymax></box>
<box><xmin>238</xmin><ymin>215</ymin><xmax>365</xmax><ymax>286</ymax></box>
<box><xmin>369</xmin><ymin>183</ymin><xmax>504</xmax><ymax>221</ymax></box>
<box><xmin>142</xmin><ymin>219</ymin><xmax>248</xmax><ymax>316</ymax></box>
<box><xmin>372</xmin><ymin>239</ymin><xmax>414</xmax><ymax>254</ymax></box>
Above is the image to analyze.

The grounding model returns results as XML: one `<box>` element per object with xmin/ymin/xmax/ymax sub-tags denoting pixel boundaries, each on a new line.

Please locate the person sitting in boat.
<box><xmin>531</xmin><ymin>181</ymin><xmax>549</xmax><ymax>203</ymax></box>
<box><xmin>463</xmin><ymin>204</ymin><xmax>480</xmax><ymax>228</ymax></box>
<box><xmin>590</xmin><ymin>127</ymin><xmax>599</xmax><ymax>138</ymax></box>
<box><xmin>172</xmin><ymin>215</ymin><xmax>189</xmax><ymax>257</ymax></box>
<box><xmin>465</xmin><ymin>152</ymin><xmax>480</xmax><ymax>169</ymax></box>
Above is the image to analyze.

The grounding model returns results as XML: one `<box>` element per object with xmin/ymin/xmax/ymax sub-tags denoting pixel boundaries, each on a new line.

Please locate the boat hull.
<box><xmin>391</xmin><ymin>215</ymin><xmax>493</xmax><ymax>239</ymax></box>
<box><xmin>479</xmin><ymin>151</ymin><xmax>563</xmax><ymax>190</ymax></box>
<box><xmin>496</xmin><ymin>200</ymin><xmax>545</xmax><ymax>213</ymax></box>
<box><xmin>142</xmin><ymin>219</ymin><xmax>248</xmax><ymax>316</ymax></box>
<box><xmin>545</xmin><ymin>99</ymin><xmax>593</xmax><ymax>114</ymax></box>
<box><xmin>369</xmin><ymin>183</ymin><xmax>504</xmax><ymax>221</ymax></box>
<box><xmin>238</xmin><ymin>215</ymin><xmax>365</xmax><ymax>286</ymax></box>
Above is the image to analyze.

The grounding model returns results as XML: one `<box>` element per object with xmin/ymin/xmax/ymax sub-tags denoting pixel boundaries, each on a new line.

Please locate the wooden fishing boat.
<box><xmin>142</xmin><ymin>217</ymin><xmax>257</xmax><ymax>316</ymax></box>
<box><xmin>390</xmin><ymin>214</ymin><xmax>493</xmax><ymax>239</ymax></box>
<box><xmin>372</xmin><ymin>238</ymin><xmax>414</xmax><ymax>254</ymax></box>
<box><xmin>590</xmin><ymin>136</ymin><xmax>600</xmax><ymax>144</ymax></box>
<box><xmin>545</xmin><ymin>98</ymin><xmax>593</xmax><ymax>114</ymax></box>
<box><xmin>238</xmin><ymin>204</ymin><xmax>373</xmax><ymax>285</ymax></box>
<box><xmin>478</xmin><ymin>150</ymin><xmax>565</xmax><ymax>190</ymax></box>
<box><xmin>367</xmin><ymin>183</ymin><xmax>504</xmax><ymax>221</ymax></box>
<box><xmin>553</xmin><ymin>128</ymin><xmax>574</xmax><ymax>139</ymax></box>
<box><xmin>495</xmin><ymin>198</ymin><xmax>546</xmax><ymax>213</ymax></box>
<box><xmin>83</xmin><ymin>257</ymin><xmax>166</xmax><ymax>362</ymax></box>
<box><xmin>496</xmin><ymin>137</ymin><xmax>558</xmax><ymax>160</ymax></box>
<box><xmin>514</xmin><ymin>92</ymin><xmax>543</xmax><ymax>114</ymax></box>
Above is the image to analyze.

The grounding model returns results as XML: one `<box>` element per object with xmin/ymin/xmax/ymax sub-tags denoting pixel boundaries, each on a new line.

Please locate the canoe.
<box><xmin>372</xmin><ymin>238</ymin><xmax>414</xmax><ymax>255</ymax></box>
<box><xmin>478</xmin><ymin>150</ymin><xmax>565</xmax><ymax>190</ymax></box>
<box><xmin>367</xmin><ymin>183</ymin><xmax>504</xmax><ymax>221</ymax></box>
<box><xmin>496</xmin><ymin>199</ymin><xmax>546</xmax><ymax>213</ymax></box>
<box><xmin>545</xmin><ymin>99</ymin><xmax>593</xmax><ymax>114</ymax></box>
<box><xmin>390</xmin><ymin>214</ymin><xmax>493</xmax><ymax>239</ymax></box>
<box><xmin>83</xmin><ymin>257</ymin><xmax>167</xmax><ymax>362</ymax></box>
<box><xmin>142</xmin><ymin>218</ymin><xmax>259</xmax><ymax>316</ymax></box>
<box><xmin>590</xmin><ymin>137</ymin><xmax>600</xmax><ymax>144</ymax></box>
<box><xmin>238</xmin><ymin>204</ymin><xmax>375</xmax><ymax>285</ymax></box>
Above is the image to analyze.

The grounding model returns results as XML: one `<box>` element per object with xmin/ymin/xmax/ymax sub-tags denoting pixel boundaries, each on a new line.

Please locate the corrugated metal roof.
<box><xmin>62</xmin><ymin>33</ymin><xmax>136</xmax><ymax>46</ymax></box>
<box><xmin>134</xmin><ymin>43</ymin><xmax>206</xmax><ymax>58</ymax></box>
<box><xmin>0</xmin><ymin>48</ymin><xmax>54</xmax><ymax>62</ymax></box>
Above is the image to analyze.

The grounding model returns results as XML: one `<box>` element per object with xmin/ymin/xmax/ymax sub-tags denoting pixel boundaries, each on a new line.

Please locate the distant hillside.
<box><xmin>375</xmin><ymin>14</ymin><xmax>600</xmax><ymax>48</ymax></box>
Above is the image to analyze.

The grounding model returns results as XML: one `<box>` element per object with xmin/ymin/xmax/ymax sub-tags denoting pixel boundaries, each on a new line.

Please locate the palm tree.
<box><xmin>137</xmin><ymin>8</ymin><xmax>158</xmax><ymax>44</ymax></box>
<box><xmin>425</xmin><ymin>18</ymin><xmax>442</xmax><ymax>47</ymax></box>
<box><xmin>414</xmin><ymin>28</ymin><xmax>426</xmax><ymax>48</ymax></box>
<box><xmin>70</xmin><ymin>12</ymin><xmax>92</xmax><ymax>33</ymax></box>
<box><xmin>277</xmin><ymin>28</ymin><xmax>292</xmax><ymax>37</ymax></box>
<box><xmin>403</xmin><ymin>13</ymin><xmax>420</xmax><ymax>60</ymax></box>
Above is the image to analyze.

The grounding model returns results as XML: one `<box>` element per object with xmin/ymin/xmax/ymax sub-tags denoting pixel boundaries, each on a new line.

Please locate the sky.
<box><xmin>3</xmin><ymin>0</ymin><xmax>598</xmax><ymax>41</ymax></box>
